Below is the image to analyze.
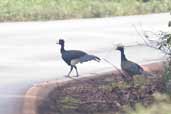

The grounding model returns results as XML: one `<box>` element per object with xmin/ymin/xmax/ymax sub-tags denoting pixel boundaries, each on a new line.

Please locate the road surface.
<box><xmin>0</xmin><ymin>13</ymin><xmax>170</xmax><ymax>114</ymax></box>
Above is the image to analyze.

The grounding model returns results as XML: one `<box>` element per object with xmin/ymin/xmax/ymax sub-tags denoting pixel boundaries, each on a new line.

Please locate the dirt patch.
<box><xmin>37</xmin><ymin>66</ymin><xmax>166</xmax><ymax>114</ymax></box>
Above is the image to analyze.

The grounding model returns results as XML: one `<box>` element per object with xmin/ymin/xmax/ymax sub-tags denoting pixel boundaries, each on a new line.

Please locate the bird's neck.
<box><xmin>60</xmin><ymin>44</ymin><xmax>65</xmax><ymax>53</ymax></box>
<box><xmin>120</xmin><ymin>50</ymin><xmax>127</xmax><ymax>61</ymax></box>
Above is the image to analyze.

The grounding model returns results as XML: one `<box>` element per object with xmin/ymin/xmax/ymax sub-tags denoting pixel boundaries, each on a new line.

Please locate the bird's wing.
<box><xmin>62</xmin><ymin>50</ymin><xmax>87</xmax><ymax>61</ymax></box>
<box><xmin>62</xmin><ymin>50</ymin><xmax>100</xmax><ymax>65</ymax></box>
<box><xmin>122</xmin><ymin>60</ymin><xmax>144</xmax><ymax>75</ymax></box>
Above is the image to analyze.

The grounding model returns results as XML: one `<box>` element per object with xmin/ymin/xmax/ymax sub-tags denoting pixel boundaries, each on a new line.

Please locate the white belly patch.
<box><xmin>71</xmin><ymin>59</ymin><xmax>80</xmax><ymax>65</ymax></box>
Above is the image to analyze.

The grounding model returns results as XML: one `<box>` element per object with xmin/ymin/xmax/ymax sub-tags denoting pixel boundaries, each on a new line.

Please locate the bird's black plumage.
<box><xmin>116</xmin><ymin>46</ymin><xmax>145</xmax><ymax>76</ymax></box>
<box><xmin>62</xmin><ymin>50</ymin><xmax>86</xmax><ymax>65</ymax></box>
<box><xmin>57</xmin><ymin>39</ymin><xmax>100</xmax><ymax>77</ymax></box>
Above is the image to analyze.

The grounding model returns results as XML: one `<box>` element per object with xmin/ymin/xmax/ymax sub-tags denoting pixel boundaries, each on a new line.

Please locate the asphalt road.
<box><xmin>0</xmin><ymin>13</ymin><xmax>170</xmax><ymax>114</ymax></box>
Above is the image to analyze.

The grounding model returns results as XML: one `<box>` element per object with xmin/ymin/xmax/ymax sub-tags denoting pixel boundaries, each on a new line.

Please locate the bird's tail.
<box><xmin>80</xmin><ymin>54</ymin><xmax>101</xmax><ymax>63</ymax></box>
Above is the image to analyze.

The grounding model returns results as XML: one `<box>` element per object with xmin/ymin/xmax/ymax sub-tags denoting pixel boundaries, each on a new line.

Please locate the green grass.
<box><xmin>60</xmin><ymin>96</ymin><xmax>80</xmax><ymax>110</ymax></box>
<box><xmin>125</xmin><ymin>93</ymin><xmax>171</xmax><ymax>114</ymax></box>
<box><xmin>0</xmin><ymin>0</ymin><xmax>171</xmax><ymax>22</ymax></box>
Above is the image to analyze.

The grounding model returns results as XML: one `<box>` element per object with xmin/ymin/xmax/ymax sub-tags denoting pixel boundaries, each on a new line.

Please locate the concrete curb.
<box><xmin>22</xmin><ymin>62</ymin><xmax>164</xmax><ymax>114</ymax></box>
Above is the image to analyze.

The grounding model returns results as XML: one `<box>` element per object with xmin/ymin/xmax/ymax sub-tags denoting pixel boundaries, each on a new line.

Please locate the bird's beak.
<box><xmin>56</xmin><ymin>42</ymin><xmax>59</xmax><ymax>44</ymax></box>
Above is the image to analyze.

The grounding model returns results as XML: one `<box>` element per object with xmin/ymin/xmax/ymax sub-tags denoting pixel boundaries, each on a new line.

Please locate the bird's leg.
<box><xmin>66</xmin><ymin>66</ymin><xmax>73</xmax><ymax>77</ymax></box>
<box><xmin>73</xmin><ymin>66</ymin><xmax>79</xmax><ymax>77</ymax></box>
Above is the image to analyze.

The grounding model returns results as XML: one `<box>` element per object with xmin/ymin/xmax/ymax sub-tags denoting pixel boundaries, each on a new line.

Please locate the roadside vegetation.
<box><xmin>0</xmin><ymin>0</ymin><xmax>171</xmax><ymax>22</ymax></box>
<box><xmin>38</xmin><ymin>72</ymin><xmax>166</xmax><ymax>114</ymax></box>
<box><xmin>126</xmin><ymin>93</ymin><xmax>171</xmax><ymax>114</ymax></box>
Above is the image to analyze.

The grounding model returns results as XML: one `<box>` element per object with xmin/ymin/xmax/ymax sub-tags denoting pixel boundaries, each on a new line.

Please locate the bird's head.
<box><xmin>56</xmin><ymin>39</ymin><xmax>65</xmax><ymax>45</ymax></box>
<box><xmin>116</xmin><ymin>45</ymin><xmax>124</xmax><ymax>51</ymax></box>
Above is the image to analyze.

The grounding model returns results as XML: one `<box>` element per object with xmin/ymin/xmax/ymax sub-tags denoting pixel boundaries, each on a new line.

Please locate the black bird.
<box><xmin>116</xmin><ymin>45</ymin><xmax>153</xmax><ymax>77</ymax></box>
<box><xmin>57</xmin><ymin>39</ymin><xmax>101</xmax><ymax>77</ymax></box>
